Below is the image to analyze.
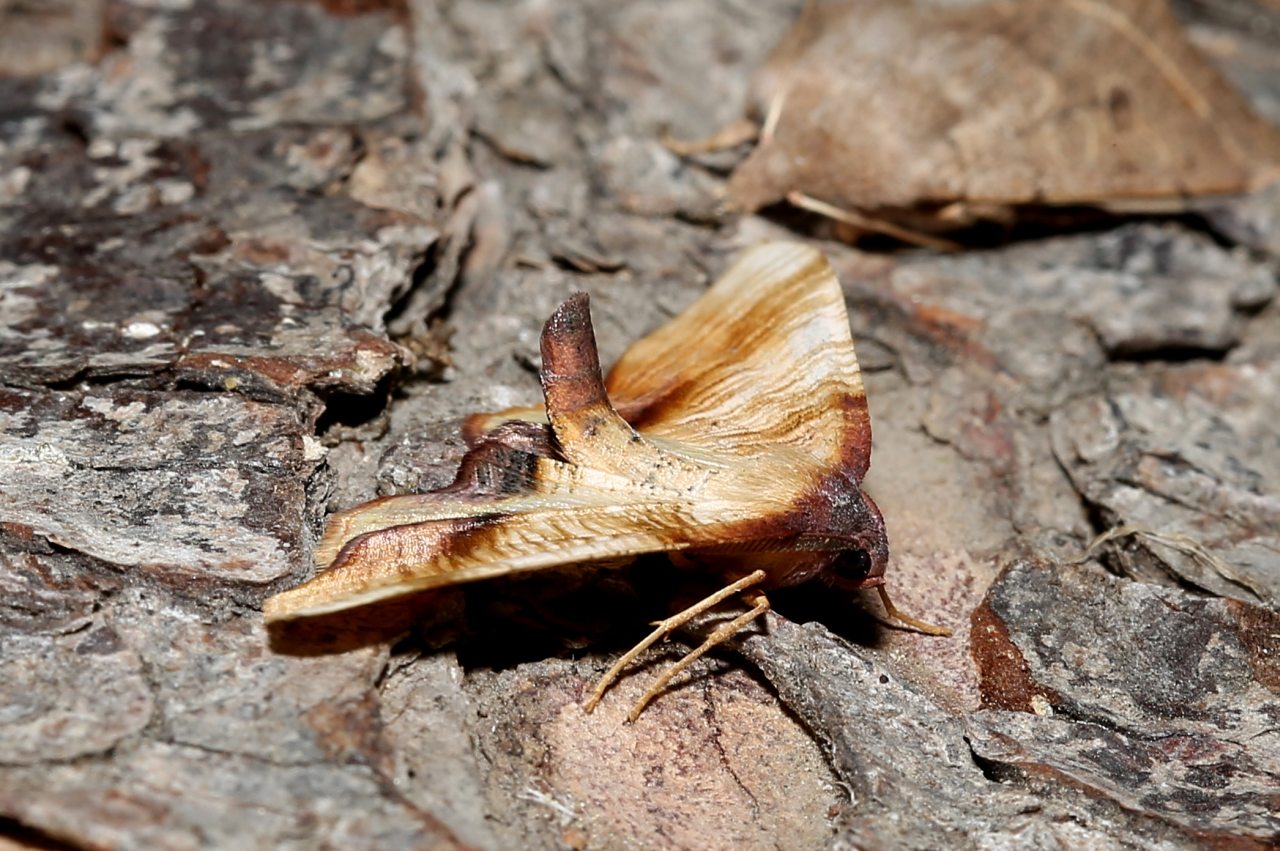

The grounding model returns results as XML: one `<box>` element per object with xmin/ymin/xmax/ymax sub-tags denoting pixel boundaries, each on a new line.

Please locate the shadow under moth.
<box><xmin>263</xmin><ymin>242</ymin><xmax>948</xmax><ymax>719</ymax></box>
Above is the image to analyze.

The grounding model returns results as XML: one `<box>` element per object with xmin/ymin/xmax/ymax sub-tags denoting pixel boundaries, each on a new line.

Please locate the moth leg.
<box><xmin>582</xmin><ymin>569</ymin><xmax>767</xmax><ymax>714</ymax></box>
<box><xmin>876</xmin><ymin>585</ymin><xmax>952</xmax><ymax>636</ymax></box>
<box><xmin>785</xmin><ymin>190</ymin><xmax>961</xmax><ymax>252</ymax></box>
<box><xmin>626</xmin><ymin>590</ymin><xmax>771</xmax><ymax>722</ymax></box>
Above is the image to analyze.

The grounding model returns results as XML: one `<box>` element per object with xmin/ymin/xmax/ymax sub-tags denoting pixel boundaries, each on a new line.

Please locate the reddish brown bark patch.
<box><xmin>971</xmin><ymin>598</ymin><xmax>1043</xmax><ymax>713</ymax></box>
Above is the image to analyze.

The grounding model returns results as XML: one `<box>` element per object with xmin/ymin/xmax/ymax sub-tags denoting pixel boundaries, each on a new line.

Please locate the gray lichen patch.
<box><xmin>0</xmin><ymin>388</ymin><xmax>318</xmax><ymax>586</ymax></box>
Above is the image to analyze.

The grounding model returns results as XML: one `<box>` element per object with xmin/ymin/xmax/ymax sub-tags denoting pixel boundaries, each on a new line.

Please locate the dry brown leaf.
<box><xmin>721</xmin><ymin>0</ymin><xmax>1280</xmax><ymax>239</ymax></box>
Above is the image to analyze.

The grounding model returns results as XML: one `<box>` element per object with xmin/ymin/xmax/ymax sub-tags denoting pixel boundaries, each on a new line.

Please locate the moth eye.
<box><xmin>836</xmin><ymin>549</ymin><xmax>873</xmax><ymax>583</ymax></box>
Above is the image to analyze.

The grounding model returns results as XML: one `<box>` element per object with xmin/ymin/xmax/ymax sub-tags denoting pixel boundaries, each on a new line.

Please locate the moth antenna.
<box><xmin>875</xmin><ymin>585</ymin><xmax>952</xmax><ymax>636</ymax></box>
<box><xmin>583</xmin><ymin>570</ymin><xmax>768</xmax><ymax>716</ymax></box>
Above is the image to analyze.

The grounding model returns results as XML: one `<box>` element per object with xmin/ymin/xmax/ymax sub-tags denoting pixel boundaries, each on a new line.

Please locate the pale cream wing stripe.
<box><xmin>311</xmin><ymin>457</ymin><xmax>686</xmax><ymax>569</ymax></box>
<box><xmin>263</xmin><ymin>500</ymin><xmax>759</xmax><ymax>621</ymax></box>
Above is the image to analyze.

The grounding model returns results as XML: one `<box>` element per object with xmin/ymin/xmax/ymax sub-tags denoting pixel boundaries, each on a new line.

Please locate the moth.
<box><xmin>672</xmin><ymin>0</ymin><xmax>1280</xmax><ymax>248</ymax></box>
<box><xmin>263</xmin><ymin>242</ymin><xmax>948</xmax><ymax>719</ymax></box>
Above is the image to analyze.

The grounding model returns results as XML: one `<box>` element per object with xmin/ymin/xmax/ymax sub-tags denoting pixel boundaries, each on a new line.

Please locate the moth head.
<box><xmin>821</xmin><ymin>483</ymin><xmax>889</xmax><ymax>591</ymax></box>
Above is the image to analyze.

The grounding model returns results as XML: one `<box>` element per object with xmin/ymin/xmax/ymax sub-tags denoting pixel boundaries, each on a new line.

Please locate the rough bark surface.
<box><xmin>1</xmin><ymin>1</ymin><xmax>1278</xmax><ymax>849</ymax></box>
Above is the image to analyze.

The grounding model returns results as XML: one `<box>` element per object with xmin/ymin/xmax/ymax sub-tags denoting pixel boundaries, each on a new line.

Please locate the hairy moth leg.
<box><xmin>626</xmin><ymin>590</ymin><xmax>771</xmax><ymax>722</ymax></box>
<box><xmin>583</xmin><ymin>569</ymin><xmax>767</xmax><ymax>715</ymax></box>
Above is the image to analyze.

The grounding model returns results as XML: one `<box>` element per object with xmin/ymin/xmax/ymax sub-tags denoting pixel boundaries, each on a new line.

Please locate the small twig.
<box><xmin>1070</xmin><ymin>523</ymin><xmax>1233</xmax><ymax>577</ymax></box>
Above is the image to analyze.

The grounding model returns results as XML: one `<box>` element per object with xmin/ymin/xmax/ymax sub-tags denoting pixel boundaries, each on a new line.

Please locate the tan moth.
<box><xmin>264</xmin><ymin>242</ymin><xmax>947</xmax><ymax>719</ymax></box>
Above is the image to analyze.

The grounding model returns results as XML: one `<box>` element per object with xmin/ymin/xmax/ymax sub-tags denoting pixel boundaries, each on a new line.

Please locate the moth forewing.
<box><xmin>267</xmin><ymin>501</ymin><xmax>722</xmax><ymax>621</ymax></box>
